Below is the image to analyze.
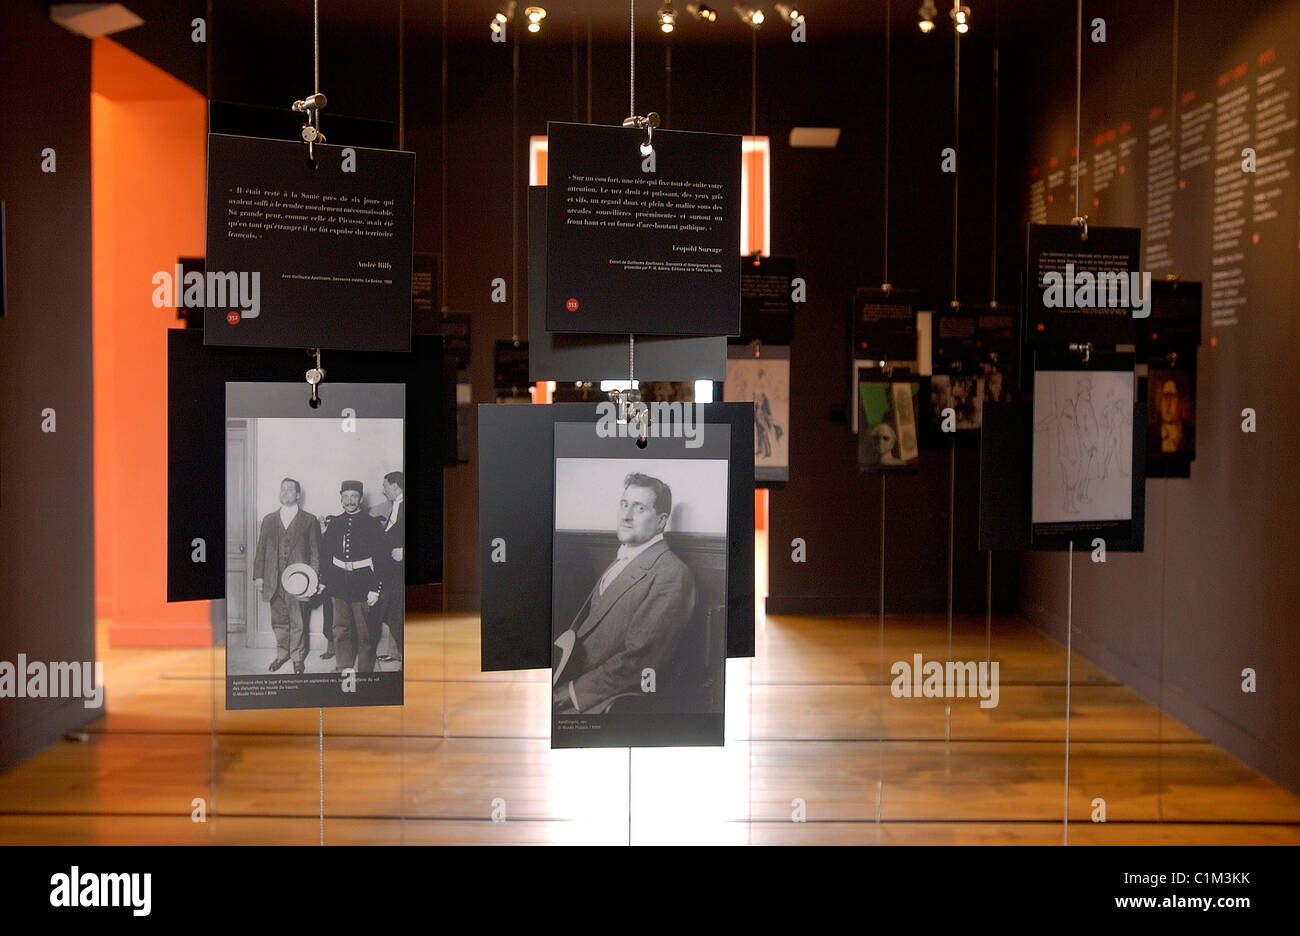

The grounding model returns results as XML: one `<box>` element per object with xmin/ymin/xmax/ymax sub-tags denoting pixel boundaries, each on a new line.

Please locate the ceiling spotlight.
<box><xmin>686</xmin><ymin>3</ymin><xmax>718</xmax><ymax>21</ymax></box>
<box><xmin>734</xmin><ymin>4</ymin><xmax>764</xmax><ymax>27</ymax></box>
<box><xmin>950</xmin><ymin>3</ymin><xmax>971</xmax><ymax>33</ymax></box>
<box><xmin>491</xmin><ymin>2</ymin><xmax>515</xmax><ymax>35</ymax></box>
<box><xmin>658</xmin><ymin>2</ymin><xmax>677</xmax><ymax>32</ymax></box>
<box><xmin>918</xmin><ymin>0</ymin><xmax>937</xmax><ymax>33</ymax></box>
<box><xmin>525</xmin><ymin>6</ymin><xmax>546</xmax><ymax>32</ymax></box>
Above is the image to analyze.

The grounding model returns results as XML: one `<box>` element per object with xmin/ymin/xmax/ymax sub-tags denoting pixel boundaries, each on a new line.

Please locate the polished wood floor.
<box><xmin>1</xmin><ymin>609</ymin><xmax>1298</xmax><ymax>845</ymax></box>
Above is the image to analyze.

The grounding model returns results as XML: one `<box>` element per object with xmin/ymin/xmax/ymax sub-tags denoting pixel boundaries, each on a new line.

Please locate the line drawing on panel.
<box><xmin>1032</xmin><ymin>369</ymin><xmax>1132</xmax><ymax>525</ymax></box>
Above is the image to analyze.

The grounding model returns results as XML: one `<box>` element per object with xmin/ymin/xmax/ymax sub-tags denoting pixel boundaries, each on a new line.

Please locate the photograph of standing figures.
<box><xmin>724</xmin><ymin>346</ymin><xmax>790</xmax><ymax>483</ymax></box>
<box><xmin>550</xmin><ymin>420</ymin><xmax>729</xmax><ymax>748</ymax></box>
<box><xmin>225</xmin><ymin>382</ymin><xmax>405</xmax><ymax>710</ymax></box>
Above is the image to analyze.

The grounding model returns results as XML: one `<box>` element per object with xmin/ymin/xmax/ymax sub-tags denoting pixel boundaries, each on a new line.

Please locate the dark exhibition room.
<box><xmin>0</xmin><ymin>0</ymin><xmax>1297</xmax><ymax>891</ymax></box>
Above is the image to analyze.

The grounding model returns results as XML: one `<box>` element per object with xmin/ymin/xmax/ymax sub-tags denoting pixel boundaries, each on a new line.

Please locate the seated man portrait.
<box><xmin>553</xmin><ymin>472</ymin><xmax>697</xmax><ymax>715</ymax></box>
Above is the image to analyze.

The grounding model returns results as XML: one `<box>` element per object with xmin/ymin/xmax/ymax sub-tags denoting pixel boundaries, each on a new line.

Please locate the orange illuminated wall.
<box><xmin>92</xmin><ymin>38</ymin><xmax>209</xmax><ymax>646</ymax></box>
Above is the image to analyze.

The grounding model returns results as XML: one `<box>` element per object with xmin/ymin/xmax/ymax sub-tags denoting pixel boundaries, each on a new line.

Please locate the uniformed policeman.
<box><xmin>321</xmin><ymin>480</ymin><xmax>386</xmax><ymax>673</ymax></box>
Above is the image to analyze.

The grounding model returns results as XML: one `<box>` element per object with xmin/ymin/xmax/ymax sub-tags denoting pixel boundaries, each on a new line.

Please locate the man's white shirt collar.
<box><xmin>615</xmin><ymin>532</ymin><xmax>663</xmax><ymax>561</ymax></box>
<box><xmin>279</xmin><ymin>504</ymin><xmax>299</xmax><ymax>528</ymax></box>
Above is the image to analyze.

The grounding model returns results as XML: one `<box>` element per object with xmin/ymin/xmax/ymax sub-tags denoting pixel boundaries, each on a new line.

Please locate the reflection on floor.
<box><xmin>1</xmin><ymin>611</ymin><xmax>1297</xmax><ymax>845</ymax></box>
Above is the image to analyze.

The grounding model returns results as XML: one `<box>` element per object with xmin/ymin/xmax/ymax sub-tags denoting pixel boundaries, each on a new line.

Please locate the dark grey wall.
<box><xmin>1019</xmin><ymin>0</ymin><xmax>1300</xmax><ymax>793</ymax></box>
<box><xmin>190</xmin><ymin>5</ymin><xmax>1032</xmax><ymax>615</ymax></box>
<box><xmin>0</xmin><ymin>1</ymin><xmax>98</xmax><ymax>770</ymax></box>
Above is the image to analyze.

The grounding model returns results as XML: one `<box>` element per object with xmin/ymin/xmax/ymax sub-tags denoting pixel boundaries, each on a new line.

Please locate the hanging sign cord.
<box><xmin>1071</xmin><ymin>0</ymin><xmax>1087</xmax><ymax>238</ymax></box>
<box><xmin>318</xmin><ymin>707</ymin><xmax>325</xmax><ymax>845</ymax></box>
<box><xmin>628</xmin><ymin>0</ymin><xmax>636</xmax><ymax>380</ymax></box>
<box><xmin>883</xmin><ymin>4</ymin><xmax>890</xmax><ymax>289</ymax></box>
<box><xmin>440</xmin><ymin>0</ymin><xmax>448</xmax><ymax>315</ymax></box>
<box><xmin>398</xmin><ymin>0</ymin><xmax>405</xmax><ymax>150</ymax></box>
<box><xmin>1170</xmin><ymin>0</ymin><xmax>1179</xmax><ymax>245</ymax></box>
<box><xmin>990</xmin><ymin>0</ymin><xmax>999</xmax><ymax>304</ymax></box>
<box><xmin>951</xmin><ymin>22</ymin><xmax>960</xmax><ymax>307</ymax></box>
<box><xmin>291</xmin><ymin>1</ymin><xmax>327</xmax><ymax>163</ymax></box>
<box><xmin>512</xmin><ymin>22</ymin><xmax>520</xmax><ymax>344</ymax></box>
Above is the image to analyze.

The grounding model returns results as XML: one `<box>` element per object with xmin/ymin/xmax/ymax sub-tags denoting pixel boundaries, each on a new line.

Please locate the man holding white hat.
<box><xmin>252</xmin><ymin>477</ymin><xmax>321</xmax><ymax>675</ymax></box>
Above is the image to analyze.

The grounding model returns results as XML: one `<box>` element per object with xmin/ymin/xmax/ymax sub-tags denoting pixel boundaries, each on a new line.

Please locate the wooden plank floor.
<box><xmin>0</xmin><ymin>611</ymin><xmax>1297</xmax><ymax>845</ymax></box>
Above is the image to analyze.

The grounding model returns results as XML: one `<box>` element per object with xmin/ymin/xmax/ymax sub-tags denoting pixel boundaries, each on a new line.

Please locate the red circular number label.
<box><xmin>565</xmin><ymin>297</ymin><xmax>579</xmax><ymax>313</ymax></box>
<box><xmin>226</xmin><ymin>311</ymin><xmax>241</xmax><ymax>324</ymax></box>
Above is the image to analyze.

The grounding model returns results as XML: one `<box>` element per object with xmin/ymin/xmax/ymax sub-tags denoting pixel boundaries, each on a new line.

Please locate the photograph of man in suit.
<box><xmin>252</xmin><ymin>477</ymin><xmax>321</xmax><ymax>674</ymax></box>
<box><xmin>321</xmin><ymin>480</ymin><xmax>385</xmax><ymax>673</ymax></box>
<box><xmin>372</xmin><ymin>470</ymin><xmax>405</xmax><ymax>665</ymax></box>
<box><xmin>553</xmin><ymin>472</ymin><xmax>697</xmax><ymax>715</ymax></box>
<box><xmin>1157</xmin><ymin>377</ymin><xmax>1194</xmax><ymax>454</ymax></box>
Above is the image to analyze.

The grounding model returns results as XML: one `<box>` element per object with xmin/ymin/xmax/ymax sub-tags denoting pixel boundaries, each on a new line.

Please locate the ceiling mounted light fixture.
<box><xmin>734</xmin><ymin>4</ymin><xmax>764</xmax><ymax>27</ymax></box>
<box><xmin>686</xmin><ymin>3</ymin><xmax>718</xmax><ymax>21</ymax></box>
<box><xmin>775</xmin><ymin>4</ymin><xmax>803</xmax><ymax>25</ymax></box>
<box><xmin>50</xmin><ymin>3</ymin><xmax>144</xmax><ymax>38</ymax></box>
<box><xmin>658</xmin><ymin>2</ymin><xmax>677</xmax><ymax>32</ymax></box>
<box><xmin>918</xmin><ymin>0</ymin><xmax>937</xmax><ymax>33</ymax></box>
<box><xmin>950</xmin><ymin>3</ymin><xmax>971</xmax><ymax>33</ymax></box>
<box><xmin>524</xmin><ymin>5</ymin><xmax>546</xmax><ymax>33</ymax></box>
<box><xmin>491</xmin><ymin>1</ymin><xmax>515</xmax><ymax>36</ymax></box>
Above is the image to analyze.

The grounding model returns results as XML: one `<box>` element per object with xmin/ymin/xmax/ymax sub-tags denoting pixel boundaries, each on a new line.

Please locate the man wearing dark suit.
<box><xmin>252</xmin><ymin>478</ymin><xmax>321</xmax><ymax>675</ymax></box>
<box><xmin>372</xmin><ymin>470</ymin><xmax>405</xmax><ymax>665</ymax></box>
<box><xmin>321</xmin><ymin>480</ymin><xmax>385</xmax><ymax>673</ymax></box>
<box><xmin>553</xmin><ymin>472</ymin><xmax>696</xmax><ymax>714</ymax></box>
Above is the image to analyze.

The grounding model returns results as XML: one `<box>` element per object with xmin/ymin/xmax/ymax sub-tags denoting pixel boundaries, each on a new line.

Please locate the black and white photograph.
<box><xmin>1146</xmin><ymin>364</ymin><xmax>1196</xmax><ymax>477</ymax></box>
<box><xmin>226</xmin><ymin>382</ymin><xmax>405</xmax><ymax>710</ymax></box>
<box><xmin>858</xmin><ymin>379</ymin><xmax>922</xmax><ymax>472</ymax></box>
<box><xmin>724</xmin><ymin>345</ymin><xmax>790</xmax><ymax>483</ymax></box>
<box><xmin>551</xmin><ymin>421</ymin><xmax>729</xmax><ymax>748</ymax></box>
<box><xmin>1031</xmin><ymin>364</ymin><xmax>1134</xmax><ymax>538</ymax></box>
<box><xmin>929</xmin><ymin>373</ymin><xmax>985</xmax><ymax>432</ymax></box>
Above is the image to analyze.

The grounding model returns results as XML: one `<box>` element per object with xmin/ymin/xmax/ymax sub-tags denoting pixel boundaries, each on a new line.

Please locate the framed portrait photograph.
<box><xmin>550</xmin><ymin>420</ymin><xmax>729</xmax><ymax>748</ymax></box>
<box><xmin>857</xmin><ymin>378</ymin><xmax>923</xmax><ymax>473</ymax></box>
<box><xmin>225</xmin><ymin>382</ymin><xmax>405</xmax><ymax>710</ymax></box>
<box><xmin>1145</xmin><ymin>362</ymin><xmax>1196</xmax><ymax>478</ymax></box>
<box><xmin>1030</xmin><ymin>352</ymin><xmax>1136</xmax><ymax>545</ymax></box>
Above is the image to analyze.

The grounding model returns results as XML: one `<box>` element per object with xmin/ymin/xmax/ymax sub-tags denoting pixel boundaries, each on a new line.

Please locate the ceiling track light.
<box><xmin>950</xmin><ymin>2</ymin><xmax>971</xmax><ymax>33</ymax></box>
<box><xmin>734</xmin><ymin>4</ymin><xmax>764</xmax><ymax>27</ymax></box>
<box><xmin>524</xmin><ymin>5</ymin><xmax>546</xmax><ymax>32</ymax></box>
<box><xmin>686</xmin><ymin>2</ymin><xmax>718</xmax><ymax>21</ymax></box>
<box><xmin>491</xmin><ymin>1</ymin><xmax>516</xmax><ymax>35</ymax></box>
<box><xmin>658</xmin><ymin>1</ymin><xmax>677</xmax><ymax>33</ymax></box>
<box><xmin>775</xmin><ymin>4</ymin><xmax>803</xmax><ymax>26</ymax></box>
<box><xmin>918</xmin><ymin>0</ymin><xmax>937</xmax><ymax>34</ymax></box>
